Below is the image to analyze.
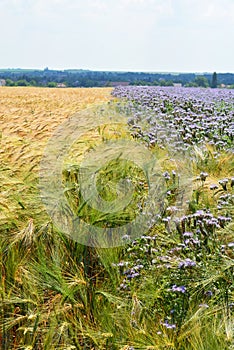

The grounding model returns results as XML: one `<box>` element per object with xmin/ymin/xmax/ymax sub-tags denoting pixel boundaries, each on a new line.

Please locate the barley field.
<box><xmin>0</xmin><ymin>86</ymin><xmax>233</xmax><ymax>350</ymax></box>
<box><xmin>0</xmin><ymin>87</ymin><xmax>112</xmax><ymax>232</ymax></box>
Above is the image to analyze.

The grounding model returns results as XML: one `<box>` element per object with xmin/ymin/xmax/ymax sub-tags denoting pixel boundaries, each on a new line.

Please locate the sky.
<box><xmin>0</xmin><ymin>0</ymin><xmax>233</xmax><ymax>73</ymax></box>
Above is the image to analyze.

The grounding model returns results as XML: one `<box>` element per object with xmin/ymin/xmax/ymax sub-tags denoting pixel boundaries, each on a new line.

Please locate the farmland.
<box><xmin>0</xmin><ymin>87</ymin><xmax>112</xmax><ymax>232</ymax></box>
<box><xmin>0</xmin><ymin>86</ymin><xmax>234</xmax><ymax>349</ymax></box>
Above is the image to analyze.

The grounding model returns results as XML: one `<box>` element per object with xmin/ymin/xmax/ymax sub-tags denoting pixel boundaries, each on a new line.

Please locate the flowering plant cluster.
<box><xmin>111</xmin><ymin>86</ymin><xmax>234</xmax><ymax>337</ymax></box>
<box><xmin>112</xmin><ymin>86</ymin><xmax>234</xmax><ymax>152</ymax></box>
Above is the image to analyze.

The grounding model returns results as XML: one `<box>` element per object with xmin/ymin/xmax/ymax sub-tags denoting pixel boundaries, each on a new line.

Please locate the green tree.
<box><xmin>211</xmin><ymin>72</ymin><xmax>218</xmax><ymax>88</ymax></box>
<box><xmin>185</xmin><ymin>82</ymin><xmax>198</xmax><ymax>87</ymax></box>
<box><xmin>105</xmin><ymin>81</ymin><xmax>112</xmax><ymax>87</ymax></box>
<box><xmin>29</xmin><ymin>80</ymin><xmax>37</xmax><ymax>86</ymax></box>
<box><xmin>194</xmin><ymin>76</ymin><xmax>209</xmax><ymax>88</ymax></box>
<box><xmin>47</xmin><ymin>82</ymin><xmax>57</xmax><ymax>88</ymax></box>
<box><xmin>5</xmin><ymin>79</ymin><xmax>15</xmax><ymax>86</ymax></box>
<box><xmin>16</xmin><ymin>79</ymin><xmax>29</xmax><ymax>86</ymax></box>
<box><xmin>159</xmin><ymin>79</ymin><xmax>167</xmax><ymax>86</ymax></box>
<box><xmin>165</xmin><ymin>80</ymin><xmax>174</xmax><ymax>86</ymax></box>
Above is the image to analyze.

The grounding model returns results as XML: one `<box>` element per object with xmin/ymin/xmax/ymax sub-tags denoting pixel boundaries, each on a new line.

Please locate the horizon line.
<box><xmin>0</xmin><ymin>67</ymin><xmax>233</xmax><ymax>74</ymax></box>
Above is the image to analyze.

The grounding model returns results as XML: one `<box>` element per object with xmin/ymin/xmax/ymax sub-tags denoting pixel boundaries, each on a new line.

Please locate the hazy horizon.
<box><xmin>0</xmin><ymin>0</ymin><xmax>233</xmax><ymax>73</ymax></box>
<box><xmin>0</xmin><ymin>67</ymin><xmax>233</xmax><ymax>74</ymax></box>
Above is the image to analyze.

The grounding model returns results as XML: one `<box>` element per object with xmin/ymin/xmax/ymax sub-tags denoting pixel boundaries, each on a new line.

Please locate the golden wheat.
<box><xmin>0</xmin><ymin>87</ymin><xmax>112</xmax><ymax>231</ymax></box>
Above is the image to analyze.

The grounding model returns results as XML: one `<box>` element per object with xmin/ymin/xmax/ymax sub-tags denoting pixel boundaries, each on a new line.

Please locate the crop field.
<box><xmin>0</xmin><ymin>87</ymin><xmax>112</xmax><ymax>232</ymax></box>
<box><xmin>0</xmin><ymin>86</ymin><xmax>234</xmax><ymax>349</ymax></box>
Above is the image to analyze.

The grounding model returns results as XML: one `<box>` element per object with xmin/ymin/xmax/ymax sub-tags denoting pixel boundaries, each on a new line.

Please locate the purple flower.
<box><xmin>204</xmin><ymin>290</ymin><xmax>213</xmax><ymax>297</ymax></box>
<box><xmin>200</xmin><ymin>172</ymin><xmax>209</xmax><ymax>181</ymax></box>
<box><xmin>178</xmin><ymin>259</ymin><xmax>196</xmax><ymax>268</ymax></box>
<box><xmin>210</xmin><ymin>184</ymin><xmax>218</xmax><ymax>190</ymax></box>
<box><xmin>171</xmin><ymin>285</ymin><xmax>186</xmax><ymax>293</ymax></box>
<box><xmin>183</xmin><ymin>231</ymin><xmax>193</xmax><ymax>237</ymax></box>
<box><xmin>161</xmin><ymin>320</ymin><xmax>176</xmax><ymax>329</ymax></box>
<box><xmin>219</xmin><ymin>178</ymin><xmax>229</xmax><ymax>190</ymax></box>
<box><xmin>163</xmin><ymin>171</ymin><xmax>171</xmax><ymax>180</ymax></box>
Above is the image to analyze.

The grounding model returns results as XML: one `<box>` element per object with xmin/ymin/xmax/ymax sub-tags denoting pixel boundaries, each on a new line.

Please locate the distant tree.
<box><xmin>165</xmin><ymin>80</ymin><xmax>174</xmax><ymax>86</ymax></box>
<box><xmin>1</xmin><ymin>69</ymin><xmax>234</xmax><ymax>88</ymax></box>
<box><xmin>159</xmin><ymin>79</ymin><xmax>167</xmax><ymax>86</ymax></box>
<box><xmin>105</xmin><ymin>81</ymin><xmax>112</xmax><ymax>87</ymax></box>
<box><xmin>47</xmin><ymin>82</ymin><xmax>57</xmax><ymax>88</ymax></box>
<box><xmin>141</xmin><ymin>80</ymin><xmax>149</xmax><ymax>86</ymax></box>
<box><xmin>194</xmin><ymin>76</ymin><xmax>209</xmax><ymax>88</ymax></box>
<box><xmin>72</xmin><ymin>80</ymin><xmax>81</xmax><ymax>87</ymax></box>
<box><xmin>211</xmin><ymin>72</ymin><xmax>218</xmax><ymax>88</ymax></box>
<box><xmin>5</xmin><ymin>79</ymin><xmax>15</xmax><ymax>86</ymax></box>
<box><xmin>29</xmin><ymin>80</ymin><xmax>37</xmax><ymax>86</ymax></box>
<box><xmin>158</xmin><ymin>79</ymin><xmax>173</xmax><ymax>87</ymax></box>
<box><xmin>16</xmin><ymin>79</ymin><xmax>29</xmax><ymax>86</ymax></box>
<box><xmin>185</xmin><ymin>82</ymin><xmax>198</xmax><ymax>87</ymax></box>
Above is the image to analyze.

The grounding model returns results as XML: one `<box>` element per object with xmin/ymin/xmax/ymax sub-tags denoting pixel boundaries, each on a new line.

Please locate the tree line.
<box><xmin>0</xmin><ymin>69</ymin><xmax>234</xmax><ymax>88</ymax></box>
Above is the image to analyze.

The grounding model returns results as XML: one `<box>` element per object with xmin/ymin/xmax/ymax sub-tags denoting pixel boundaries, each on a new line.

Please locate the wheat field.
<box><xmin>0</xmin><ymin>87</ymin><xmax>112</xmax><ymax>162</ymax></box>
<box><xmin>0</xmin><ymin>87</ymin><xmax>112</xmax><ymax>232</ymax></box>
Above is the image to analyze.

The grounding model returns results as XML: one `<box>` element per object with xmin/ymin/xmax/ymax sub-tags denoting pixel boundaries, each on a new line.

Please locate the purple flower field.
<box><xmin>111</xmin><ymin>86</ymin><xmax>234</xmax><ymax>344</ymax></box>
<box><xmin>112</xmin><ymin>86</ymin><xmax>234</xmax><ymax>152</ymax></box>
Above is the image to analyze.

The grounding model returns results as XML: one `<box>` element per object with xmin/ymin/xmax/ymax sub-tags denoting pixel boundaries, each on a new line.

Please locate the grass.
<box><xmin>0</xmin><ymin>87</ymin><xmax>233</xmax><ymax>349</ymax></box>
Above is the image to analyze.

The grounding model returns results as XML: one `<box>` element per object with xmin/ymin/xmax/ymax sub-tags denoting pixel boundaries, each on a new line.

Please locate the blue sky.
<box><xmin>0</xmin><ymin>0</ymin><xmax>233</xmax><ymax>72</ymax></box>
